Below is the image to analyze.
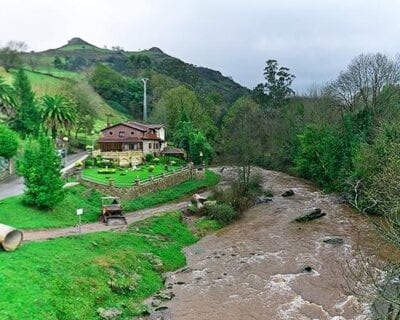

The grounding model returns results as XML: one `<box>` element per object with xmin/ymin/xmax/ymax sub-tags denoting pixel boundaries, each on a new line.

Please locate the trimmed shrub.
<box><xmin>169</xmin><ymin>156</ymin><xmax>185</xmax><ymax>166</ymax></box>
<box><xmin>84</xmin><ymin>159</ymin><xmax>94</xmax><ymax>167</ymax></box>
<box><xmin>148</xmin><ymin>165</ymin><xmax>155</xmax><ymax>173</ymax></box>
<box><xmin>203</xmin><ymin>203</ymin><xmax>237</xmax><ymax>225</ymax></box>
<box><xmin>145</xmin><ymin>154</ymin><xmax>154</xmax><ymax>162</ymax></box>
<box><xmin>153</xmin><ymin>157</ymin><xmax>160</xmax><ymax>164</ymax></box>
<box><xmin>97</xmin><ymin>168</ymin><xmax>116</xmax><ymax>174</ymax></box>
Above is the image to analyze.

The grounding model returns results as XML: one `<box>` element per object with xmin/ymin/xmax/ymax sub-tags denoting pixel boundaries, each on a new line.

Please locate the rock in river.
<box><xmin>282</xmin><ymin>189</ymin><xmax>295</xmax><ymax>197</ymax></box>
<box><xmin>323</xmin><ymin>237</ymin><xmax>345</xmax><ymax>246</ymax></box>
<box><xmin>294</xmin><ymin>208</ymin><xmax>326</xmax><ymax>222</ymax></box>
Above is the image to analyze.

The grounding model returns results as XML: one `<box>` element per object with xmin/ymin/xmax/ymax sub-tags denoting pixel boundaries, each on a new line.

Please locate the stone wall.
<box><xmin>0</xmin><ymin>158</ymin><xmax>15</xmax><ymax>182</ymax></box>
<box><xmin>79</xmin><ymin>167</ymin><xmax>205</xmax><ymax>200</ymax></box>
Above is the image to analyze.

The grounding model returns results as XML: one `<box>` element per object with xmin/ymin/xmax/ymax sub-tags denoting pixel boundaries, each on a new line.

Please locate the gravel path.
<box><xmin>23</xmin><ymin>201</ymin><xmax>188</xmax><ymax>242</ymax></box>
<box><xmin>23</xmin><ymin>191</ymin><xmax>211</xmax><ymax>242</ymax></box>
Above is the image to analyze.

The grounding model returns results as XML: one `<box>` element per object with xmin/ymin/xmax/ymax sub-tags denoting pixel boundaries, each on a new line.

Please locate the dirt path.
<box><xmin>23</xmin><ymin>195</ymin><xmax>207</xmax><ymax>242</ymax></box>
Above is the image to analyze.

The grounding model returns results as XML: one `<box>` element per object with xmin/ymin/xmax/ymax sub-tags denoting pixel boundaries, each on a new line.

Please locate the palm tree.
<box><xmin>0</xmin><ymin>76</ymin><xmax>16</xmax><ymax>119</ymax></box>
<box><xmin>41</xmin><ymin>94</ymin><xmax>77</xmax><ymax>139</ymax></box>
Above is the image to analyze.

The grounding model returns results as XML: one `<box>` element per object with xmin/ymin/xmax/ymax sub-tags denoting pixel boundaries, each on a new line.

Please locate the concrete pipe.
<box><xmin>0</xmin><ymin>224</ymin><xmax>23</xmax><ymax>251</ymax></box>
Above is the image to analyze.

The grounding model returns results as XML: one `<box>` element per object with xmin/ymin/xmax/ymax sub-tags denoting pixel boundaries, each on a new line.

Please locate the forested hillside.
<box><xmin>18</xmin><ymin>37</ymin><xmax>248</xmax><ymax>122</ymax></box>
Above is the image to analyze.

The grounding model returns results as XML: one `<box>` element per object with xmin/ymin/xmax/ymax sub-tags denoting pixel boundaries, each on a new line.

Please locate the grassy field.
<box><xmin>82</xmin><ymin>164</ymin><xmax>182</xmax><ymax>187</ymax></box>
<box><xmin>0</xmin><ymin>212</ymin><xmax>198</xmax><ymax>319</ymax></box>
<box><xmin>0</xmin><ymin>186</ymin><xmax>103</xmax><ymax>229</ymax></box>
<box><xmin>0</xmin><ymin>171</ymin><xmax>219</xmax><ymax>230</ymax></box>
<box><xmin>122</xmin><ymin>170</ymin><xmax>219</xmax><ymax>211</ymax></box>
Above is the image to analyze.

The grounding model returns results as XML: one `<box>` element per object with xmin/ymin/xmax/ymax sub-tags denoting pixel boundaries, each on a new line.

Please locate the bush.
<box><xmin>169</xmin><ymin>156</ymin><xmax>185</xmax><ymax>166</ymax></box>
<box><xmin>97</xmin><ymin>168</ymin><xmax>116</xmax><ymax>174</ymax></box>
<box><xmin>248</xmin><ymin>173</ymin><xmax>263</xmax><ymax>195</ymax></box>
<box><xmin>153</xmin><ymin>157</ymin><xmax>160</xmax><ymax>164</ymax></box>
<box><xmin>0</xmin><ymin>124</ymin><xmax>19</xmax><ymax>159</ymax></box>
<box><xmin>84</xmin><ymin>159</ymin><xmax>94</xmax><ymax>167</ymax></box>
<box><xmin>94</xmin><ymin>156</ymin><xmax>102</xmax><ymax>166</ymax></box>
<box><xmin>212</xmin><ymin>183</ymin><xmax>253</xmax><ymax>213</ymax></box>
<box><xmin>203</xmin><ymin>203</ymin><xmax>237</xmax><ymax>225</ymax></box>
<box><xmin>145</xmin><ymin>154</ymin><xmax>154</xmax><ymax>162</ymax></box>
<box><xmin>148</xmin><ymin>165</ymin><xmax>155</xmax><ymax>173</ymax></box>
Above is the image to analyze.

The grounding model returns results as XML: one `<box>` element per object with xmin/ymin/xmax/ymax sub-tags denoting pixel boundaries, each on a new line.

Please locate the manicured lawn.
<box><xmin>82</xmin><ymin>164</ymin><xmax>183</xmax><ymax>187</ymax></box>
<box><xmin>0</xmin><ymin>212</ymin><xmax>198</xmax><ymax>319</ymax></box>
<box><xmin>0</xmin><ymin>171</ymin><xmax>219</xmax><ymax>230</ymax></box>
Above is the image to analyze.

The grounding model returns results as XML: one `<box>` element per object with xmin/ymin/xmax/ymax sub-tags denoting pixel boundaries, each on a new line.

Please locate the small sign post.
<box><xmin>76</xmin><ymin>208</ymin><xmax>83</xmax><ymax>236</ymax></box>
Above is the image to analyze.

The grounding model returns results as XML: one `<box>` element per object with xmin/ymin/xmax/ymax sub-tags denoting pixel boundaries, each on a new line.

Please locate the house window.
<box><xmin>149</xmin><ymin>143</ymin><xmax>152</xmax><ymax>149</ymax></box>
<box><xmin>131</xmin><ymin>131</ymin><xmax>135</xmax><ymax>135</ymax></box>
<box><xmin>119</xmin><ymin>131</ymin><xmax>125</xmax><ymax>138</ymax></box>
<box><xmin>109</xmin><ymin>131</ymin><xmax>113</xmax><ymax>135</ymax></box>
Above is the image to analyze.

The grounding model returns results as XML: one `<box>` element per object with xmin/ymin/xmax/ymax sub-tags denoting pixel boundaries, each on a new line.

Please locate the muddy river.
<box><xmin>146</xmin><ymin>168</ymin><xmax>393</xmax><ymax>320</ymax></box>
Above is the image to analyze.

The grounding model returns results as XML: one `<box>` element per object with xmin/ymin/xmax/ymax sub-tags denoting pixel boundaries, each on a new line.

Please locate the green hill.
<box><xmin>8</xmin><ymin>38</ymin><xmax>249</xmax><ymax>126</ymax></box>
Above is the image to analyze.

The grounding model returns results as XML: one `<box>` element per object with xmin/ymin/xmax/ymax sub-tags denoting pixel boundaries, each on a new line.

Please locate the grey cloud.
<box><xmin>1</xmin><ymin>0</ymin><xmax>400</xmax><ymax>93</ymax></box>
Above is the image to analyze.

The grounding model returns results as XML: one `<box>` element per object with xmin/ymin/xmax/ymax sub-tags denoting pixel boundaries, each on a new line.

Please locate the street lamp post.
<box><xmin>141</xmin><ymin>78</ymin><xmax>149</xmax><ymax>122</ymax></box>
<box><xmin>199</xmin><ymin>151</ymin><xmax>205</xmax><ymax>170</ymax></box>
<box><xmin>63</xmin><ymin>136</ymin><xmax>69</xmax><ymax>167</ymax></box>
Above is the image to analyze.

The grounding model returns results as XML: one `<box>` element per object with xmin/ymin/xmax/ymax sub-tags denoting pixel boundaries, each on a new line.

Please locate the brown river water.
<box><xmin>144</xmin><ymin>168</ymin><xmax>395</xmax><ymax>320</ymax></box>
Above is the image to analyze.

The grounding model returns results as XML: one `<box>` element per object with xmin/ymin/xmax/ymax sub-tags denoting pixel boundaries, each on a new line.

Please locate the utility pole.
<box><xmin>141</xmin><ymin>78</ymin><xmax>149</xmax><ymax>122</ymax></box>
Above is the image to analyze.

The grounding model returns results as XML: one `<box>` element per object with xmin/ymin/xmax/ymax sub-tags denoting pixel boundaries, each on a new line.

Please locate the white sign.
<box><xmin>76</xmin><ymin>208</ymin><xmax>83</xmax><ymax>216</ymax></box>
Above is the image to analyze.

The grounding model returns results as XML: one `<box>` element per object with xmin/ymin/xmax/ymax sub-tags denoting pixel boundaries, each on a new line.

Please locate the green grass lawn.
<box><xmin>123</xmin><ymin>170</ymin><xmax>219</xmax><ymax>211</ymax></box>
<box><xmin>0</xmin><ymin>212</ymin><xmax>198</xmax><ymax>319</ymax></box>
<box><xmin>0</xmin><ymin>171</ymin><xmax>219</xmax><ymax>230</ymax></box>
<box><xmin>0</xmin><ymin>186</ymin><xmax>103</xmax><ymax>229</ymax></box>
<box><xmin>82</xmin><ymin>164</ymin><xmax>182</xmax><ymax>187</ymax></box>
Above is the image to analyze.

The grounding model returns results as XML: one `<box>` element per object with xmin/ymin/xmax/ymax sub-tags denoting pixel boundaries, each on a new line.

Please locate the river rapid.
<box><xmin>146</xmin><ymin>168</ymin><xmax>393</xmax><ymax>320</ymax></box>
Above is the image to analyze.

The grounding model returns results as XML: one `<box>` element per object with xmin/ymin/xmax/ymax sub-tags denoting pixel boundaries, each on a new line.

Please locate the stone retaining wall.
<box><xmin>79</xmin><ymin>168</ymin><xmax>205</xmax><ymax>200</ymax></box>
<box><xmin>0</xmin><ymin>158</ymin><xmax>15</xmax><ymax>182</ymax></box>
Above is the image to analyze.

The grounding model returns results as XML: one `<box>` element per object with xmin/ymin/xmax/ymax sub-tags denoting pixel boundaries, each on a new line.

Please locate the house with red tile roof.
<box><xmin>93</xmin><ymin>121</ymin><xmax>167</xmax><ymax>167</ymax></box>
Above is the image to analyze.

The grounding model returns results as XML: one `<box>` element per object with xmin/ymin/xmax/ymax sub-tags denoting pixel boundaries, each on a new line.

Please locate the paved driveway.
<box><xmin>0</xmin><ymin>151</ymin><xmax>87</xmax><ymax>200</ymax></box>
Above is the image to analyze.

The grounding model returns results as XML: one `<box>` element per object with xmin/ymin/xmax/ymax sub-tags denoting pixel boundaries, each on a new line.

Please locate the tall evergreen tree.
<box><xmin>18</xmin><ymin>134</ymin><xmax>64</xmax><ymax>209</ymax></box>
<box><xmin>13</xmin><ymin>69</ymin><xmax>41</xmax><ymax>136</ymax></box>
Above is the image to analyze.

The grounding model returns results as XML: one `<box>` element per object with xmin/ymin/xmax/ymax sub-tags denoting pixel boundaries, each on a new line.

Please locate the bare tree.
<box><xmin>326</xmin><ymin>53</ymin><xmax>400</xmax><ymax>111</ymax></box>
<box><xmin>221</xmin><ymin>96</ymin><xmax>266</xmax><ymax>188</ymax></box>
<box><xmin>0</xmin><ymin>41</ymin><xmax>28</xmax><ymax>72</ymax></box>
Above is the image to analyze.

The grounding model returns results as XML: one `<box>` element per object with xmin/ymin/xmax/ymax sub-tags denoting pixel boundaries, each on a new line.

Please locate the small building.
<box><xmin>160</xmin><ymin>147</ymin><xmax>186</xmax><ymax>159</ymax></box>
<box><xmin>93</xmin><ymin>121</ymin><xmax>167</xmax><ymax>167</ymax></box>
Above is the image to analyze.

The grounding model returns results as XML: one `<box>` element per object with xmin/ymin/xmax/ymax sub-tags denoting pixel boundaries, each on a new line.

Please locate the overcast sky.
<box><xmin>0</xmin><ymin>0</ymin><xmax>399</xmax><ymax>92</ymax></box>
